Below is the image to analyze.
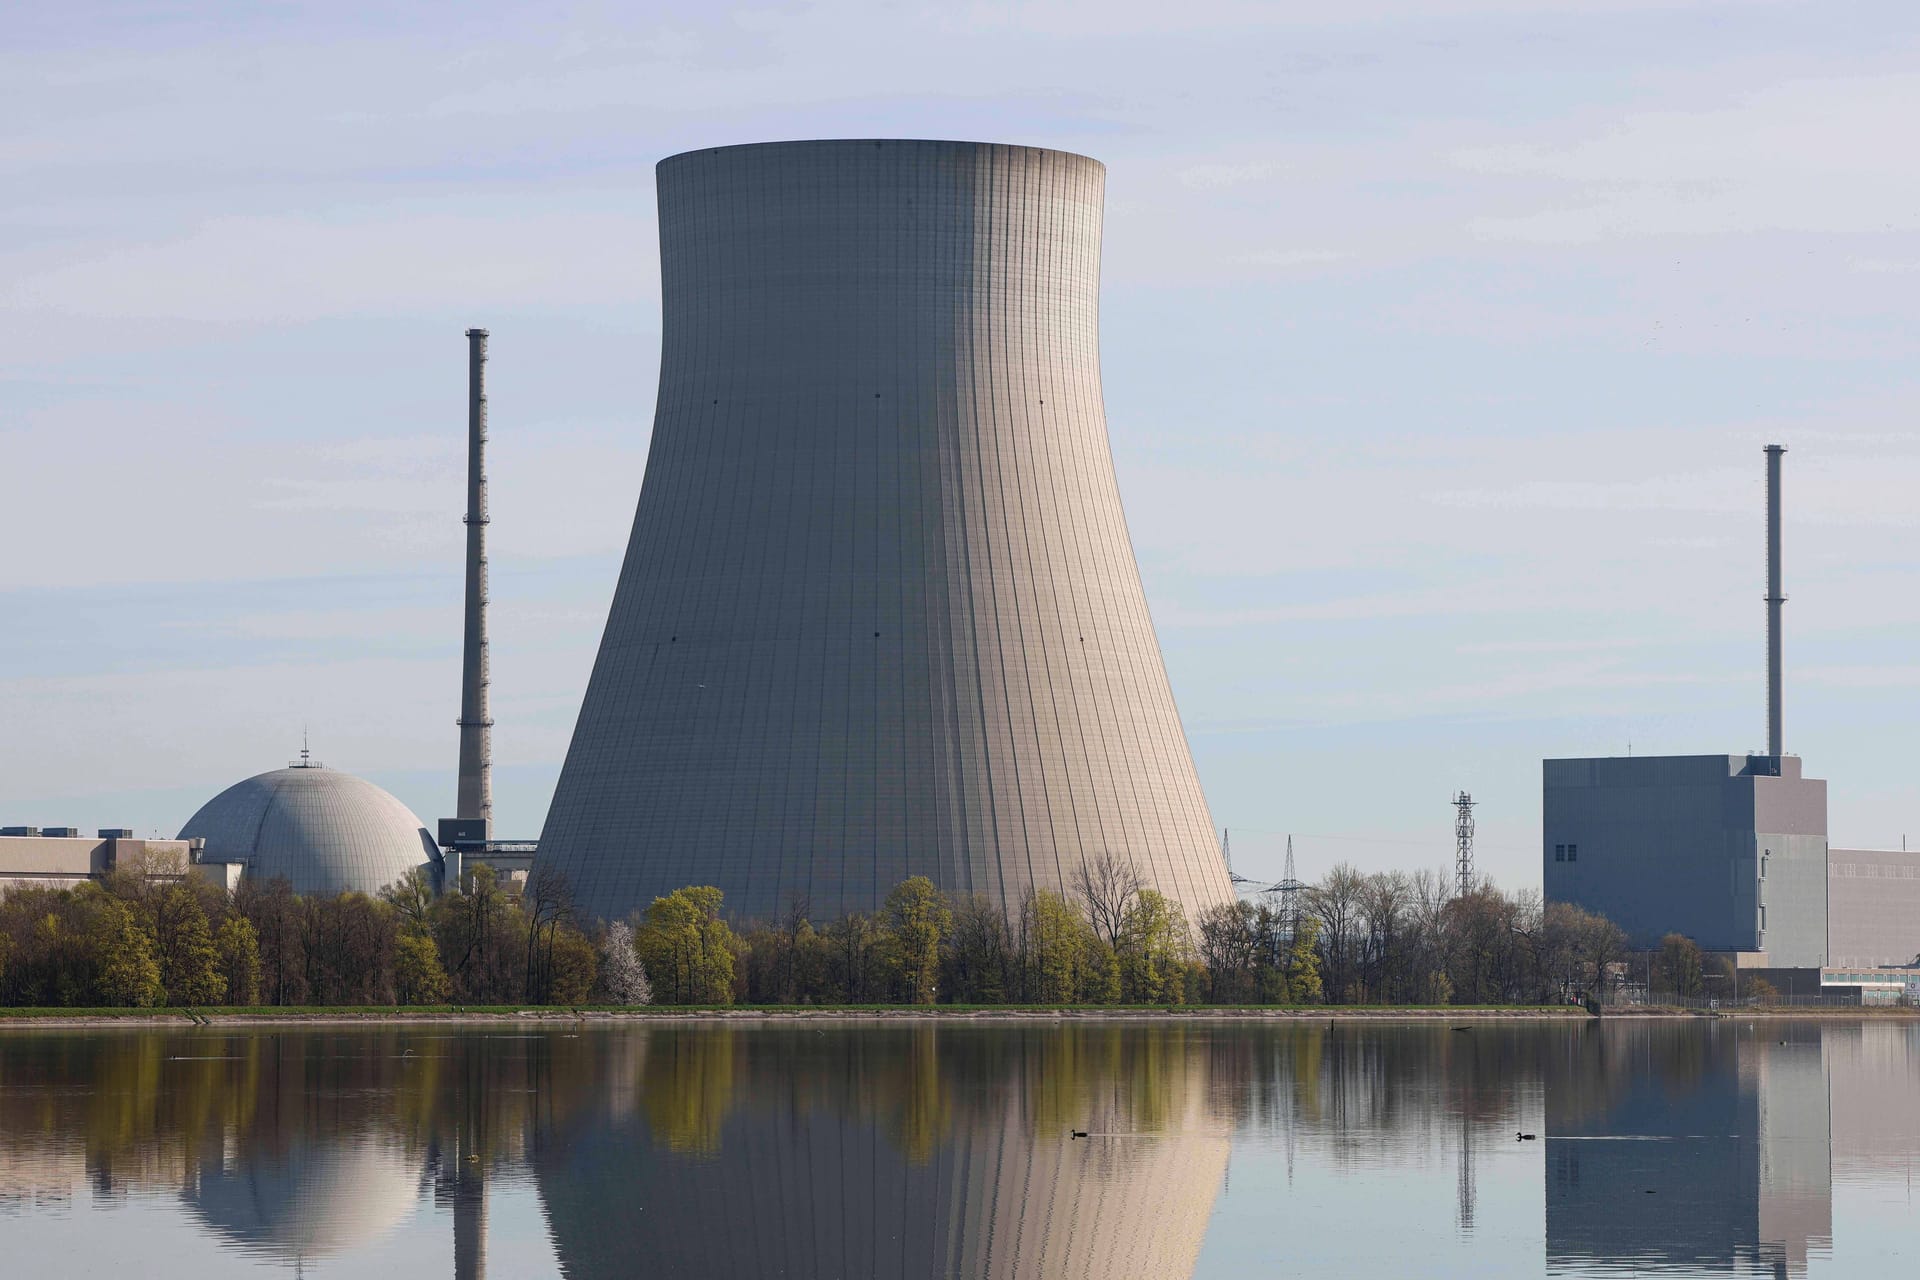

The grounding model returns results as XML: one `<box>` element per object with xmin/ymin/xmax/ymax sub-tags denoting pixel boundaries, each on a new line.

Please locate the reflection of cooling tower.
<box><xmin>539</xmin><ymin>139</ymin><xmax>1233</xmax><ymax>923</ymax></box>
<box><xmin>540</xmin><ymin>1107</ymin><xmax>1225</xmax><ymax>1280</ymax></box>
<box><xmin>534</xmin><ymin>1027</ymin><xmax>1227</xmax><ymax>1280</ymax></box>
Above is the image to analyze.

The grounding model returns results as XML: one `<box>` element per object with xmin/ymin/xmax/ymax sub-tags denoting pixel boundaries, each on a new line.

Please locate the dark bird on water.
<box><xmin>1516</xmin><ymin>1132</ymin><xmax>1537</xmax><ymax>1141</ymax></box>
<box><xmin>1071</xmin><ymin>1130</ymin><xmax>1089</xmax><ymax>1139</ymax></box>
<box><xmin>1451</xmin><ymin>1026</ymin><xmax>1470</xmax><ymax>1032</ymax></box>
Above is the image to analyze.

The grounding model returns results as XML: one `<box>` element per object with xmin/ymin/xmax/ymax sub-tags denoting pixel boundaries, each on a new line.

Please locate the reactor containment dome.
<box><xmin>538</xmin><ymin>138</ymin><xmax>1235</xmax><ymax>924</ymax></box>
<box><xmin>179</xmin><ymin>761</ymin><xmax>438</xmax><ymax>897</ymax></box>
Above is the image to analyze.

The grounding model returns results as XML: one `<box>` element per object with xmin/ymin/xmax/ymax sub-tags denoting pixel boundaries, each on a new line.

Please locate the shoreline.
<box><xmin>2</xmin><ymin>1005</ymin><xmax>1913</xmax><ymax>1029</ymax></box>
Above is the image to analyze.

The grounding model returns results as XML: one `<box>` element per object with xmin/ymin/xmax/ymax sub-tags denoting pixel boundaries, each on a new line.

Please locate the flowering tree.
<box><xmin>602</xmin><ymin>920</ymin><xmax>652</xmax><ymax>1005</ymax></box>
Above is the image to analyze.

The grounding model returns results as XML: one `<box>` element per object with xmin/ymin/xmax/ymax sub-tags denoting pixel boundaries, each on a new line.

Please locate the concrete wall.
<box><xmin>538</xmin><ymin>140</ymin><xmax>1234</xmax><ymax>924</ymax></box>
<box><xmin>1543</xmin><ymin>754</ymin><xmax>1828</xmax><ymax>965</ymax></box>
<box><xmin>0</xmin><ymin>835</ymin><xmax>115</xmax><ymax>887</ymax></box>
<box><xmin>0</xmin><ymin>835</ymin><xmax>231</xmax><ymax>894</ymax></box>
<box><xmin>1828</xmin><ymin>848</ymin><xmax>1920</xmax><ymax>967</ymax></box>
<box><xmin>1753</xmin><ymin>773</ymin><xmax>1829</xmax><ymax>968</ymax></box>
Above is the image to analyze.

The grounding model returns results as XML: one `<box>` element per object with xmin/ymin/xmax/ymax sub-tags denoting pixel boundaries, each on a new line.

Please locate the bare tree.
<box><xmin>1358</xmin><ymin>870</ymin><xmax>1413</xmax><ymax>1002</ymax></box>
<box><xmin>522</xmin><ymin>865</ymin><xmax>575</xmax><ymax>1003</ymax></box>
<box><xmin>1307</xmin><ymin>863</ymin><xmax>1366</xmax><ymax>1002</ymax></box>
<box><xmin>1071</xmin><ymin>850</ymin><xmax>1143</xmax><ymax>951</ymax></box>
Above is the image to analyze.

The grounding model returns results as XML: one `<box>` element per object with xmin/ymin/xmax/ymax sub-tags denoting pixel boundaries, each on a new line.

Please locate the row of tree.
<box><xmin>0</xmin><ymin>848</ymin><xmax>1687</xmax><ymax>1009</ymax></box>
<box><xmin>0</xmin><ymin>849</ymin><xmax>610</xmax><ymax>1008</ymax></box>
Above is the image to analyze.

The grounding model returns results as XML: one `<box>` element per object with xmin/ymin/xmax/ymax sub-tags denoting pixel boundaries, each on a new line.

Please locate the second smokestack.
<box><xmin>1765</xmin><ymin>443</ymin><xmax>1786</xmax><ymax>762</ymax></box>
<box><xmin>457</xmin><ymin>328</ymin><xmax>493</xmax><ymax>835</ymax></box>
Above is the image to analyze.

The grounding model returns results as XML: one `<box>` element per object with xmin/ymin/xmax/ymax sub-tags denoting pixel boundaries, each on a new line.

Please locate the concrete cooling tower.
<box><xmin>539</xmin><ymin>139</ymin><xmax>1234</xmax><ymax>923</ymax></box>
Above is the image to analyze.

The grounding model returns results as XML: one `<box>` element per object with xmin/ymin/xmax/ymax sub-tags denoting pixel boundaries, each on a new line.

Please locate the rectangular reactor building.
<box><xmin>1827</xmin><ymin>847</ymin><xmax>1920</xmax><ymax>968</ymax></box>
<box><xmin>1543</xmin><ymin>754</ymin><xmax>1828</xmax><ymax>967</ymax></box>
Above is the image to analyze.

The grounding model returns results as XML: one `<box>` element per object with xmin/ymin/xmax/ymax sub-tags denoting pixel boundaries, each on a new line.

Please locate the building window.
<box><xmin>1554</xmin><ymin>844</ymin><xmax>1566</xmax><ymax>862</ymax></box>
<box><xmin>1567</xmin><ymin>844</ymin><xmax>1578</xmax><ymax>862</ymax></box>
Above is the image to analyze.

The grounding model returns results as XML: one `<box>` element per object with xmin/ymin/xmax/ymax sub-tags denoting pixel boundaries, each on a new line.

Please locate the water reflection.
<box><xmin>1565</xmin><ymin>1021</ymin><xmax>1918</xmax><ymax>1278</ymax></box>
<box><xmin>0</xmin><ymin>1019</ymin><xmax>1912</xmax><ymax>1278</ymax></box>
<box><xmin>535</xmin><ymin>1026</ymin><xmax>1229</xmax><ymax>1279</ymax></box>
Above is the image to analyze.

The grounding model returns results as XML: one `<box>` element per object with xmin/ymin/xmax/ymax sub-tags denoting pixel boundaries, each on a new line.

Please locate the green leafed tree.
<box><xmin>882</xmin><ymin>876</ymin><xmax>951</xmax><ymax>1005</ymax></box>
<box><xmin>155</xmin><ymin>884</ymin><xmax>225</xmax><ymax>1006</ymax></box>
<box><xmin>395</xmin><ymin>930</ymin><xmax>452</xmax><ymax>1005</ymax></box>
<box><xmin>1022</xmin><ymin>889</ymin><xmax>1114</xmax><ymax>1004</ymax></box>
<box><xmin>216</xmin><ymin>916</ymin><xmax>261</xmax><ymax>1006</ymax></box>
<box><xmin>92</xmin><ymin>899</ymin><xmax>162</xmax><ymax>1007</ymax></box>
<box><xmin>636</xmin><ymin>886</ymin><xmax>736</xmax><ymax>1005</ymax></box>
<box><xmin>379</xmin><ymin>866</ymin><xmax>439</xmax><ymax>937</ymax></box>
<box><xmin>1116</xmin><ymin>888</ymin><xmax>1193</xmax><ymax>1004</ymax></box>
<box><xmin>546</xmin><ymin>925</ymin><xmax>598</xmax><ymax>1005</ymax></box>
<box><xmin>1284</xmin><ymin>915</ymin><xmax>1324</xmax><ymax>1004</ymax></box>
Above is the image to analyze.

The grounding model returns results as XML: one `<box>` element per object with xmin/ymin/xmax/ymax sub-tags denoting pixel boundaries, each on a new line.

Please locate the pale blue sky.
<box><xmin>4</xmin><ymin>0</ymin><xmax>1917</xmax><ymax>891</ymax></box>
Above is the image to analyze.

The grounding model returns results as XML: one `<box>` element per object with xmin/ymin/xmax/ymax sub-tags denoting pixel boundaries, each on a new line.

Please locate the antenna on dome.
<box><xmin>291</xmin><ymin>726</ymin><xmax>323</xmax><ymax>769</ymax></box>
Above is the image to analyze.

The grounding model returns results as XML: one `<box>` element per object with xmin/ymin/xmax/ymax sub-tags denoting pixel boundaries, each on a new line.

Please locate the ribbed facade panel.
<box><xmin>538</xmin><ymin>139</ymin><xmax>1233</xmax><ymax>923</ymax></box>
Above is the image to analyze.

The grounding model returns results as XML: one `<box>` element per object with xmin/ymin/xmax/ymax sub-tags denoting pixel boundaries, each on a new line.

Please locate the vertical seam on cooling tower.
<box><xmin>1007</xmin><ymin>149</ymin><xmax>1071</xmax><ymax>901</ymax></box>
<box><xmin>1064</xmin><ymin>159</ymin><xmax>1153</xmax><ymax>892</ymax></box>
<box><xmin>1029</xmin><ymin>150</ymin><xmax>1090</xmax><ymax>898</ymax></box>
<box><xmin>956</xmin><ymin>145</ymin><xmax>1005</xmax><ymax>914</ymax></box>
<box><xmin>898</xmin><ymin>146</ymin><xmax>931</xmax><ymax>898</ymax></box>
<box><xmin>764</xmin><ymin>147</ymin><xmax>802</xmax><ymax>922</ymax></box>
<box><xmin>712</xmin><ymin>146</ymin><xmax>761</xmax><ymax>914</ymax></box>
<box><xmin>935</xmin><ymin>150</ymin><xmax>977</xmax><ymax>905</ymax></box>
<box><xmin>887</xmin><ymin>144</ymin><xmax>913</xmax><ymax>901</ymax></box>
<box><xmin>1048</xmin><ymin>157</ymin><xmax>1113</xmax><ymax>888</ymax></box>
<box><xmin>983</xmin><ymin>145</ymin><xmax>1038</xmax><ymax>911</ymax></box>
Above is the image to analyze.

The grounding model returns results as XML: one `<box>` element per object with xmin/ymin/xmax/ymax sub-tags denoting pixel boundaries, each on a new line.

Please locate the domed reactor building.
<box><xmin>179</xmin><ymin>756</ymin><xmax>438</xmax><ymax>897</ymax></box>
<box><xmin>539</xmin><ymin>139</ymin><xmax>1234</xmax><ymax>924</ymax></box>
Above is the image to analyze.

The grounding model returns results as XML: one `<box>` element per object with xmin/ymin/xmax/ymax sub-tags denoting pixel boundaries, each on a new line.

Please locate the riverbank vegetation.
<box><xmin>0</xmin><ymin>847</ymin><xmax>1689</xmax><ymax>1012</ymax></box>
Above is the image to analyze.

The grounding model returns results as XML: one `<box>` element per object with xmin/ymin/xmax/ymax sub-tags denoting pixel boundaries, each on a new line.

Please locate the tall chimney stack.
<box><xmin>457</xmin><ymin>328</ymin><xmax>493</xmax><ymax>834</ymax></box>
<box><xmin>1765</xmin><ymin>443</ymin><xmax>1786</xmax><ymax>762</ymax></box>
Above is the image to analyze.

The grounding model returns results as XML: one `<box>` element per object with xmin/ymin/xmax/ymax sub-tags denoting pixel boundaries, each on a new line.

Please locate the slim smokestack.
<box><xmin>1765</xmin><ymin>443</ymin><xmax>1786</xmax><ymax>762</ymax></box>
<box><xmin>457</xmin><ymin>328</ymin><xmax>493</xmax><ymax>834</ymax></box>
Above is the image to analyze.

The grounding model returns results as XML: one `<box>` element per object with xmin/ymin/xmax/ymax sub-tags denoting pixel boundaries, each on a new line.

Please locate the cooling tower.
<box><xmin>539</xmin><ymin>139</ymin><xmax>1233</xmax><ymax>924</ymax></box>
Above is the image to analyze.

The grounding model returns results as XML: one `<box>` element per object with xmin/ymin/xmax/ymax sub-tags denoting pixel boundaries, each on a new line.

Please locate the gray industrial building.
<box><xmin>1828</xmin><ymin>847</ymin><xmax>1920</xmax><ymax>968</ymax></box>
<box><xmin>1543</xmin><ymin>753</ymin><xmax>1829</xmax><ymax>966</ymax></box>
<box><xmin>537</xmin><ymin>139</ymin><xmax>1235</xmax><ymax>924</ymax></box>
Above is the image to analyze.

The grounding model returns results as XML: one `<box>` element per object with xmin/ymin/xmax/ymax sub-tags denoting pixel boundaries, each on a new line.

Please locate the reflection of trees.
<box><xmin>5</xmin><ymin>1019</ymin><xmax>1800</xmax><ymax>1278</ymax></box>
<box><xmin>0</xmin><ymin>1027</ymin><xmax>551</xmax><ymax>1264</ymax></box>
<box><xmin>1189</xmin><ymin>1022</ymin><xmax>1551</xmax><ymax>1166</ymax></box>
<box><xmin>642</xmin><ymin>1026</ymin><xmax>736</xmax><ymax>1154</ymax></box>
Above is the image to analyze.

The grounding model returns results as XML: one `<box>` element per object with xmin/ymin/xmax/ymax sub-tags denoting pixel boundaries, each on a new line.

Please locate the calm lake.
<box><xmin>0</xmin><ymin>1019</ymin><xmax>1913</xmax><ymax>1278</ymax></box>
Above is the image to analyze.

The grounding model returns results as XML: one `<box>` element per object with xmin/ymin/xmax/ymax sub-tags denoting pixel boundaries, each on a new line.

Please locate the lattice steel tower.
<box><xmin>1454</xmin><ymin>791</ymin><xmax>1476</xmax><ymax>898</ymax></box>
<box><xmin>1273</xmin><ymin>834</ymin><xmax>1304</xmax><ymax>946</ymax></box>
